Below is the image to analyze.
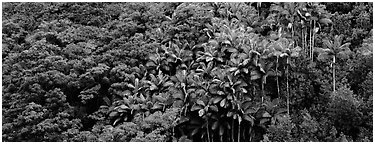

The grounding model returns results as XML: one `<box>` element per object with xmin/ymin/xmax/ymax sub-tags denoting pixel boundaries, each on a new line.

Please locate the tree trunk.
<box><xmin>261</xmin><ymin>83</ymin><xmax>264</xmax><ymax>103</ymax></box>
<box><xmin>286</xmin><ymin>58</ymin><xmax>290</xmax><ymax>115</ymax></box>
<box><xmin>305</xmin><ymin>29</ymin><xmax>308</xmax><ymax>57</ymax></box>
<box><xmin>333</xmin><ymin>56</ymin><xmax>336</xmax><ymax>92</ymax></box>
<box><xmin>207</xmin><ymin>123</ymin><xmax>211</xmax><ymax>142</ymax></box>
<box><xmin>276</xmin><ymin>58</ymin><xmax>280</xmax><ymax>98</ymax></box>
<box><xmin>310</xmin><ymin>21</ymin><xmax>312</xmax><ymax>60</ymax></box>
<box><xmin>238</xmin><ymin>121</ymin><xmax>240</xmax><ymax>142</ymax></box>
<box><xmin>232</xmin><ymin>119</ymin><xmax>235</xmax><ymax>142</ymax></box>
<box><xmin>312</xmin><ymin>20</ymin><xmax>315</xmax><ymax>62</ymax></box>
<box><xmin>302</xmin><ymin>28</ymin><xmax>305</xmax><ymax>55</ymax></box>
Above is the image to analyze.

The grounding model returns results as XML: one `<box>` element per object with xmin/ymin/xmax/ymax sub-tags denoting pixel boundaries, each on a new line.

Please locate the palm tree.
<box><xmin>315</xmin><ymin>35</ymin><xmax>351</xmax><ymax>92</ymax></box>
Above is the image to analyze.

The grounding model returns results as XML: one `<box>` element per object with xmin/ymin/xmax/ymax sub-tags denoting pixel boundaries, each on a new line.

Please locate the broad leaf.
<box><xmin>259</xmin><ymin>118</ymin><xmax>269</xmax><ymax>125</ymax></box>
<box><xmin>250</xmin><ymin>70</ymin><xmax>262</xmax><ymax>80</ymax></box>
<box><xmin>212</xmin><ymin>96</ymin><xmax>223</xmax><ymax>104</ymax></box>
<box><xmin>211</xmin><ymin>121</ymin><xmax>219</xmax><ymax>130</ymax></box>
<box><xmin>245</xmin><ymin>107</ymin><xmax>258</xmax><ymax>114</ymax></box>
<box><xmin>219</xmin><ymin>125</ymin><xmax>225</xmax><ymax>136</ymax></box>
<box><xmin>173</xmin><ymin>90</ymin><xmax>184</xmax><ymax>100</ymax></box>
<box><xmin>209</xmin><ymin>105</ymin><xmax>219</xmax><ymax>112</ymax></box>
<box><xmin>319</xmin><ymin>18</ymin><xmax>332</xmax><ymax>25</ymax></box>
<box><xmin>220</xmin><ymin>98</ymin><xmax>227</xmax><ymax>107</ymax></box>
<box><xmin>243</xmin><ymin>114</ymin><xmax>254</xmax><ymax>126</ymax></box>
<box><xmin>196</xmin><ymin>100</ymin><xmax>205</xmax><ymax>106</ymax></box>
<box><xmin>262</xmin><ymin>112</ymin><xmax>272</xmax><ymax>118</ymax></box>
<box><xmin>151</xmin><ymin>103</ymin><xmax>163</xmax><ymax>110</ymax></box>
<box><xmin>198</xmin><ymin>109</ymin><xmax>205</xmax><ymax>117</ymax></box>
<box><xmin>109</xmin><ymin>111</ymin><xmax>119</xmax><ymax>117</ymax></box>
<box><xmin>191</xmin><ymin>105</ymin><xmax>203</xmax><ymax>111</ymax></box>
<box><xmin>323</xmin><ymin>39</ymin><xmax>333</xmax><ymax>49</ymax></box>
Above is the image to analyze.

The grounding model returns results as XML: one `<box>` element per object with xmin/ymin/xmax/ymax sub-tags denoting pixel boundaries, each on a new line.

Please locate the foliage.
<box><xmin>2</xmin><ymin>2</ymin><xmax>372</xmax><ymax>142</ymax></box>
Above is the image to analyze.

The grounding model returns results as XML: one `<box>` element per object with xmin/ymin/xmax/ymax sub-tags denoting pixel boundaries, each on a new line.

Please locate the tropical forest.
<box><xmin>1</xmin><ymin>2</ymin><xmax>373</xmax><ymax>142</ymax></box>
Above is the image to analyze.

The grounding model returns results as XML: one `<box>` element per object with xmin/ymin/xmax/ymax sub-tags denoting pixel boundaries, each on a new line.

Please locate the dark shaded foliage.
<box><xmin>2</xmin><ymin>2</ymin><xmax>372</xmax><ymax>142</ymax></box>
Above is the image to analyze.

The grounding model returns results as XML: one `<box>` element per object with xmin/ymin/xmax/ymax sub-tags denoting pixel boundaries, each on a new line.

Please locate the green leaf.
<box><xmin>275</xmin><ymin>108</ymin><xmax>288</xmax><ymax>115</ymax></box>
<box><xmin>127</xmin><ymin>83</ymin><xmax>135</xmax><ymax>89</ymax></box>
<box><xmin>151</xmin><ymin>103</ymin><xmax>163</xmax><ymax>110</ymax></box>
<box><xmin>242</xmin><ymin>59</ymin><xmax>250</xmax><ymax>66</ymax></box>
<box><xmin>109</xmin><ymin>111</ymin><xmax>119</xmax><ymax>117</ymax></box>
<box><xmin>209</xmin><ymin>105</ymin><xmax>219</xmax><ymax>112</ymax></box>
<box><xmin>131</xmin><ymin>104</ymin><xmax>140</xmax><ymax>111</ymax></box>
<box><xmin>103</xmin><ymin>96</ymin><xmax>111</xmax><ymax>106</ymax></box>
<box><xmin>234</xmin><ymin>70</ymin><xmax>240</xmax><ymax>76</ymax></box>
<box><xmin>173</xmin><ymin>100</ymin><xmax>184</xmax><ymax>107</ymax></box>
<box><xmin>238</xmin><ymin>115</ymin><xmax>242</xmax><ymax>124</ymax></box>
<box><xmin>120</xmin><ymin>104</ymin><xmax>129</xmax><ymax>110</ymax></box>
<box><xmin>150</xmin><ymin>84</ymin><xmax>158</xmax><ymax>91</ymax></box>
<box><xmin>146</xmin><ymin>61</ymin><xmax>157</xmax><ymax>68</ymax></box>
<box><xmin>228</xmin><ymin>67</ymin><xmax>238</xmax><ymax>72</ymax></box>
<box><xmin>240</xmin><ymin>88</ymin><xmax>248</xmax><ymax>93</ymax></box>
<box><xmin>121</xmin><ymin>98</ymin><xmax>129</xmax><ymax>106</ymax></box>
<box><xmin>280</xmin><ymin>53</ymin><xmax>288</xmax><ymax>58</ymax></box>
<box><xmin>323</xmin><ymin>39</ymin><xmax>333</xmax><ymax>49</ymax></box>
<box><xmin>227</xmin><ymin>111</ymin><xmax>234</xmax><ymax>117</ymax></box>
<box><xmin>196</xmin><ymin>100</ymin><xmax>205</xmax><ymax>106</ymax></box>
<box><xmin>220</xmin><ymin>98</ymin><xmax>227</xmax><ymax>107</ymax></box>
<box><xmin>290</xmin><ymin>46</ymin><xmax>302</xmax><ymax>58</ymax></box>
<box><xmin>227</xmin><ymin>48</ymin><xmax>238</xmax><ymax>53</ymax></box>
<box><xmin>272</xmin><ymin>51</ymin><xmax>283</xmax><ymax>57</ymax></box>
<box><xmin>212</xmin><ymin>96</ymin><xmax>223</xmax><ymax>104</ymax></box>
<box><xmin>242</xmin><ymin>101</ymin><xmax>252</xmax><ymax>110</ymax></box>
<box><xmin>190</xmin><ymin>128</ymin><xmax>200</xmax><ymax>137</ymax></box>
<box><xmin>154</xmin><ymin>95</ymin><xmax>166</xmax><ymax>102</ymax></box>
<box><xmin>191</xmin><ymin>105</ymin><xmax>203</xmax><ymax>111</ymax></box>
<box><xmin>266</xmin><ymin>70</ymin><xmax>276</xmax><ymax>77</ymax></box>
<box><xmin>211</xmin><ymin>121</ymin><xmax>219</xmax><ymax>130</ymax></box>
<box><xmin>173</xmin><ymin>90</ymin><xmax>184</xmax><ymax>100</ymax></box>
<box><xmin>339</xmin><ymin>42</ymin><xmax>351</xmax><ymax>50</ymax></box>
<box><xmin>337</xmin><ymin>50</ymin><xmax>351</xmax><ymax>60</ymax></box>
<box><xmin>250</xmin><ymin>70</ymin><xmax>261</xmax><ymax>80</ymax></box>
<box><xmin>113</xmin><ymin>117</ymin><xmax>121</xmax><ymax>126</ymax></box>
<box><xmin>245</xmin><ymin>107</ymin><xmax>258</xmax><ymax>114</ymax></box>
<box><xmin>124</xmin><ymin>90</ymin><xmax>132</xmax><ymax>97</ymax></box>
<box><xmin>198</xmin><ymin>109</ymin><xmax>205</xmax><ymax>117</ymax></box>
<box><xmin>217</xmin><ymin>90</ymin><xmax>225</xmax><ymax>95</ymax></box>
<box><xmin>319</xmin><ymin>18</ymin><xmax>332</xmax><ymax>25</ymax></box>
<box><xmin>262</xmin><ymin>112</ymin><xmax>272</xmax><ymax>118</ymax></box>
<box><xmin>259</xmin><ymin>118</ymin><xmax>269</xmax><ymax>125</ymax></box>
<box><xmin>219</xmin><ymin>125</ymin><xmax>225</xmax><ymax>136</ymax></box>
<box><xmin>139</xmin><ymin>93</ymin><xmax>146</xmax><ymax>102</ymax></box>
<box><xmin>243</xmin><ymin>114</ymin><xmax>254</xmax><ymax>125</ymax></box>
<box><xmin>163</xmin><ymin>81</ymin><xmax>174</xmax><ymax>87</ymax></box>
<box><xmin>223</xmin><ymin>40</ymin><xmax>231</xmax><ymax>46</ymax></box>
<box><xmin>317</xmin><ymin>53</ymin><xmax>330</xmax><ymax>61</ymax></box>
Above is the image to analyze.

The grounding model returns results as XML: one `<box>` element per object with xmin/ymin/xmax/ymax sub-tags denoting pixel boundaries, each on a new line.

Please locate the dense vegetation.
<box><xmin>2</xmin><ymin>2</ymin><xmax>373</xmax><ymax>142</ymax></box>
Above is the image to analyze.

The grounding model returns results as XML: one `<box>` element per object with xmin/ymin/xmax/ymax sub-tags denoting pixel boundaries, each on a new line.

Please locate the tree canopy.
<box><xmin>2</xmin><ymin>2</ymin><xmax>373</xmax><ymax>142</ymax></box>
